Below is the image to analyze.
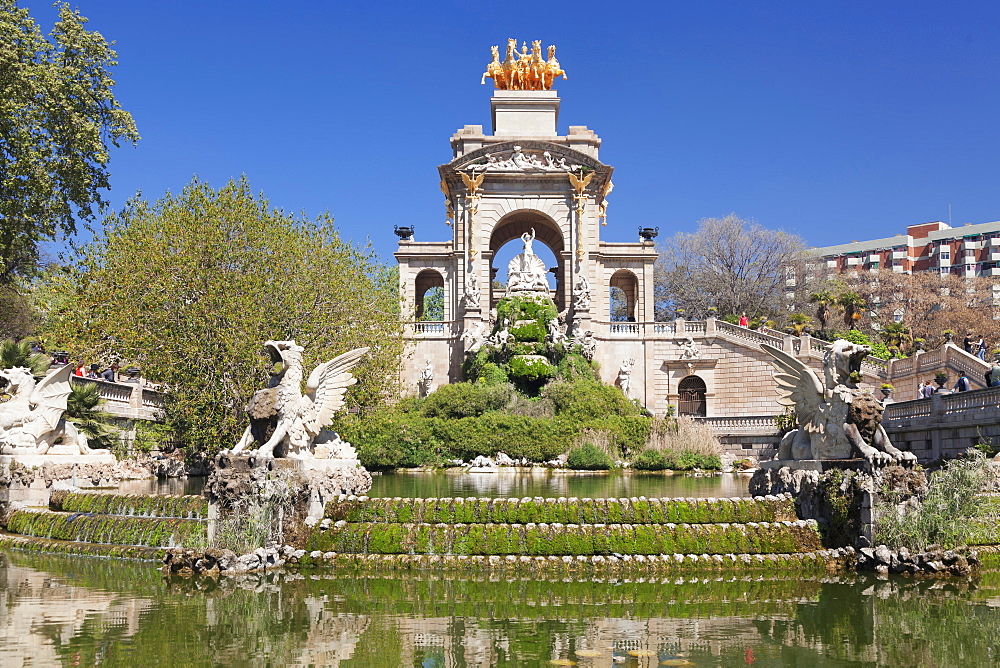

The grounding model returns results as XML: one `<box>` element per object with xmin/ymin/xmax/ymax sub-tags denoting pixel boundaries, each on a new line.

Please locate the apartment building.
<box><xmin>808</xmin><ymin>220</ymin><xmax>1000</xmax><ymax>278</ymax></box>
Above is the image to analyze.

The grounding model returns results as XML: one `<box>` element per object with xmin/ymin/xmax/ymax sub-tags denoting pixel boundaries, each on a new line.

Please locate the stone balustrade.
<box><xmin>71</xmin><ymin>376</ymin><xmax>164</xmax><ymax>421</ymax></box>
<box><xmin>883</xmin><ymin>386</ymin><xmax>1000</xmax><ymax>460</ymax></box>
<box><xmin>411</xmin><ymin>321</ymin><xmax>450</xmax><ymax>335</ymax></box>
<box><xmin>694</xmin><ymin>415</ymin><xmax>780</xmax><ymax>432</ymax></box>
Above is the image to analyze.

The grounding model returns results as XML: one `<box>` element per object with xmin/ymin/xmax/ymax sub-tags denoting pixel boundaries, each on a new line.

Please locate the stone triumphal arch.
<box><xmin>395</xmin><ymin>44</ymin><xmax>657</xmax><ymax>400</ymax></box>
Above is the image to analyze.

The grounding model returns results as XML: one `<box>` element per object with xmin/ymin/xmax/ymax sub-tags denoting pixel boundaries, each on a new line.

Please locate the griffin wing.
<box><xmin>460</xmin><ymin>171</ymin><xmax>485</xmax><ymax>193</ymax></box>
<box><xmin>568</xmin><ymin>171</ymin><xmax>594</xmax><ymax>192</ymax></box>
<box><xmin>760</xmin><ymin>343</ymin><xmax>825</xmax><ymax>432</ymax></box>
<box><xmin>27</xmin><ymin>365</ymin><xmax>73</xmax><ymax>439</ymax></box>
<box><xmin>301</xmin><ymin>347</ymin><xmax>370</xmax><ymax>437</ymax></box>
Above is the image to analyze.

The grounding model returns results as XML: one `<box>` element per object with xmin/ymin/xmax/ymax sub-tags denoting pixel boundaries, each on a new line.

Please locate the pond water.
<box><xmin>110</xmin><ymin>471</ymin><xmax>751</xmax><ymax>500</ymax></box>
<box><xmin>2</xmin><ymin>549</ymin><xmax>999</xmax><ymax>666</ymax></box>
<box><xmin>369</xmin><ymin>470</ymin><xmax>751</xmax><ymax>499</ymax></box>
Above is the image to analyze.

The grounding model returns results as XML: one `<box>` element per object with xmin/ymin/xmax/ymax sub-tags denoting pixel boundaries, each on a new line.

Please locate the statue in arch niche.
<box><xmin>505</xmin><ymin>228</ymin><xmax>550</xmax><ymax>295</ymax></box>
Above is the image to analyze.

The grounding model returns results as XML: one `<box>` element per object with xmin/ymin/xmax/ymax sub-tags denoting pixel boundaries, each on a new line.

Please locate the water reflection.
<box><xmin>369</xmin><ymin>470</ymin><xmax>751</xmax><ymax>499</ymax></box>
<box><xmin>2</xmin><ymin>550</ymin><xmax>1000</xmax><ymax>666</ymax></box>
<box><xmin>105</xmin><ymin>472</ymin><xmax>750</xmax><ymax>501</ymax></box>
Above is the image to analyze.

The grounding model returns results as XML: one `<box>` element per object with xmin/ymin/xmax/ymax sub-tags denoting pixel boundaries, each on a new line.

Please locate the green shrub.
<box><xmin>833</xmin><ymin>329</ymin><xmax>892</xmax><ymax>360</ymax></box>
<box><xmin>566</xmin><ymin>442</ymin><xmax>613</xmax><ymax>470</ymax></box>
<box><xmin>420</xmin><ymin>382</ymin><xmax>513</xmax><ymax>418</ymax></box>
<box><xmin>479</xmin><ymin>363</ymin><xmax>509</xmax><ymax>386</ymax></box>
<box><xmin>632</xmin><ymin>449</ymin><xmax>667</xmax><ymax>470</ymax></box>
<box><xmin>496</xmin><ymin>294</ymin><xmax>557</xmax><ymax>329</ymax></box>
<box><xmin>555</xmin><ymin>352</ymin><xmax>598</xmax><ymax>382</ymax></box>
<box><xmin>510</xmin><ymin>322</ymin><xmax>546</xmax><ymax>342</ymax></box>
<box><xmin>542</xmin><ymin>379</ymin><xmax>644</xmax><ymax>421</ymax></box>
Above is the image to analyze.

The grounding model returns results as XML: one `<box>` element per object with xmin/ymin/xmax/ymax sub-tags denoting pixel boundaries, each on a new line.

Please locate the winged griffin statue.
<box><xmin>0</xmin><ymin>365</ymin><xmax>103</xmax><ymax>455</ymax></box>
<box><xmin>761</xmin><ymin>340</ymin><xmax>916</xmax><ymax>467</ymax></box>
<box><xmin>230</xmin><ymin>341</ymin><xmax>369</xmax><ymax>459</ymax></box>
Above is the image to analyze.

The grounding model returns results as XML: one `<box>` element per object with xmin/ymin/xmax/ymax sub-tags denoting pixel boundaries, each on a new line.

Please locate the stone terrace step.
<box><xmin>326</xmin><ymin>494</ymin><xmax>797</xmax><ymax>525</ymax></box>
<box><xmin>0</xmin><ymin>531</ymin><xmax>163</xmax><ymax>561</ymax></box>
<box><xmin>49</xmin><ymin>490</ymin><xmax>207</xmax><ymax>519</ymax></box>
<box><xmin>3</xmin><ymin>509</ymin><xmax>206</xmax><ymax>549</ymax></box>
<box><xmin>300</xmin><ymin>549</ymin><xmax>850</xmax><ymax>575</ymax></box>
<box><xmin>307</xmin><ymin>519</ymin><xmax>822</xmax><ymax>556</ymax></box>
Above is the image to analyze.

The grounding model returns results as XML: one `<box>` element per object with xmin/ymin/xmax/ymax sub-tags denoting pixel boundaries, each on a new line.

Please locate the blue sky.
<box><xmin>24</xmin><ymin>0</ymin><xmax>1000</xmax><ymax>265</ymax></box>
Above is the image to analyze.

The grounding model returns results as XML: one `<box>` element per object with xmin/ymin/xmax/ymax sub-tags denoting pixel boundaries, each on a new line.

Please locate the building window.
<box><xmin>941</xmin><ymin>251</ymin><xmax>950</xmax><ymax>260</ymax></box>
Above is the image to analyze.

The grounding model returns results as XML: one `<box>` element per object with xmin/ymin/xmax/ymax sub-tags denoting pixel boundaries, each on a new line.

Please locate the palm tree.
<box><xmin>837</xmin><ymin>291</ymin><xmax>867</xmax><ymax>330</ymax></box>
<box><xmin>879</xmin><ymin>321</ymin><xmax>910</xmax><ymax>354</ymax></box>
<box><xmin>0</xmin><ymin>338</ymin><xmax>50</xmax><ymax>378</ymax></box>
<box><xmin>786</xmin><ymin>313</ymin><xmax>813</xmax><ymax>336</ymax></box>
<box><xmin>808</xmin><ymin>291</ymin><xmax>836</xmax><ymax>333</ymax></box>
<box><xmin>66</xmin><ymin>382</ymin><xmax>119</xmax><ymax>451</ymax></box>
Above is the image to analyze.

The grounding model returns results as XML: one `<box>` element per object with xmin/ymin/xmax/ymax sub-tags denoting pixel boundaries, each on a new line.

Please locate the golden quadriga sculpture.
<box><xmin>482</xmin><ymin>39</ymin><xmax>567</xmax><ymax>90</ymax></box>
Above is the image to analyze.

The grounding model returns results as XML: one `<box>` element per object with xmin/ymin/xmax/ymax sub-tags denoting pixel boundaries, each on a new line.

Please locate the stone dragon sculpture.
<box><xmin>230</xmin><ymin>341</ymin><xmax>369</xmax><ymax>459</ymax></box>
<box><xmin>0</xmin><ymin>365</ymin><xmax>101</xmax><ymax>455</ymax></box>
<box><xmin>761</xmin><ymin>340</ymin><xmax>916</xmax><ymax>467</ymax></box>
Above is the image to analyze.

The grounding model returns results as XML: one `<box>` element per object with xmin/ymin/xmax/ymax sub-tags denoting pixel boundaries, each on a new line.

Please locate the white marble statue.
<box><xmin>461</xmin><ymin>321</ymin><xmax>488</xmax><ymax>352</ymax></box>
<box><xmin>230</xmin><ymin>341</ymin><xmax>369</xmax><ymax>459</ymax></box>
<box><xmin>761</xmin><ymin>340</ymin><xmax>917</xmax><ymax>467</ymax></box>
<box><xmin>679</xmin><ymin>336</ymin><xmax>700</xmax><ymax>359</ymax></box>
<box><xmin>546</xmin><ymin>318</ymin><xmax>567</xmax><ymax>345</ymax></box>
<box><xmin>464</xmin><ymin>272</ymin><xmax>481</xmax><ymax>309</ymax></box>
<box><xmin>0</xmin><ymin>365</ymin><xmax>105</xmax><ymax>455</ymax></box>
<box><xmin>506</xmin><ymin>228</ymin><xmax>549</xmax><ymax>294</ymax></box>
<box><xmin>419</xmin><ymin>359</ymin><xmax>435</xmax><ymax>397</ymax></box>
<box><xmin>617</xmin><ymin>359</ymin><xmax>635</xmax><ymax>397</ymax></box>
<box><xmin>574</xmin><ymin>274</ymin><xmax>592</xmax><ymax>310</ymax></box>
<box><xmin>491</xmin><ymin>326</ymin><xmax>512</xmax><ymax>347</ymax></box>
<box><xmin>577</xmin><ymin>329</ymin><xmax>597</xmax><ymax>361</ymax></box>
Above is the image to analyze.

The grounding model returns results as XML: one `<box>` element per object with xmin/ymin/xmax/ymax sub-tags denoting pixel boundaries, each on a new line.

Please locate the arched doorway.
<box><xmin>414</xmin><ymin>269</ymin><xmax>445</xmax><ymax>321</ymax></box>
<box><xmin>610</xmin><ymin>269</ymin><xmax>638</xmax><ymax>321</ymax></box>
<box><xmin>488</xmin><ymin>210</ymin><xmax>565</xmax><ymax>309</ymax></box>
<box><xmin>677</xmin><ymin>375</ymin><xmax>707</xmax><ymax>417</ymax></box>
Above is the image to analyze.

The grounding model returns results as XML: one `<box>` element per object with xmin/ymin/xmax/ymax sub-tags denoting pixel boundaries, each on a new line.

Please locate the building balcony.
<box><xmin>989</xmin><ymin>251</ymin><xmax>1000</xmax><ymax>262</ymax></box>
<box><xmin>825</xmin><ymin>259</ymin><xmax>838</xmax><ymax>268</ymax></box>
<box><xmin>962</xmin><ymin>239</ymin><xmax>980</xmax><ymax>251</ymax></box>
<box><xmin>891</xmin><ymin>250</ymin><xmax>909</xmax><ymax>260</ymax></box>
<box><xmin>866</xmin><ymin>254</ymin><xmax>881</xmax><ymax>263</ymax></box>
<box><xmin>983</xmin><ymin>267</ymin><xmax>1000</xmax><ymax>277</ymax></box>
<box><xmin>846</xmin><ymin>257</ymin><xmax>863</xmax><ymax>266</ymax></box>
<box><xmin>936</xmin><ymin>256</ymin><xmax>951</xmax><ymax>267</ymax></box>
<box><xmin>988</xmin><ymin>237</ymin><xmax>1000</xmax><ymax>248</ymax></box>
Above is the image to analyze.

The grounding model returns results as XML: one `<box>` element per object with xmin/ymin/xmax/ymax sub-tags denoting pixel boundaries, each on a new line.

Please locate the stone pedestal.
<box><xmin>491</xmin><ymin>90</ymin><xmax>559</xmax><ymax>136</ymax></box>
<box><xmin>205</xmin><ymin>453</ymin><xmax>372</xmax><ymax>546</ymax></box>
<box><xmin>751</xmin><ymin>460</ymin><xmax>927</xmax><ymax>548</ymax></box>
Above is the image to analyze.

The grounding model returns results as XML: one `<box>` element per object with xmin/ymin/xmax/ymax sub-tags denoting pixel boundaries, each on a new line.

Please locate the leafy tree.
<box><xmin>421</xmin><ymin>286</ymin><xmax>444</xmax><ymax>321</ymax></box>
<box><xmin>654</xmin><ymin>214</ymin><xmax>805</xmax><ymax>320</ymax></box>
<box><xmin>0</xmin><ymin>1</ymin><xmax>139</xmax><ymax>282</ymax></box>
<box><xmin>37</xmin><ymin>177</ymin><xmax>403</xmax><ymax>455</ymax></box>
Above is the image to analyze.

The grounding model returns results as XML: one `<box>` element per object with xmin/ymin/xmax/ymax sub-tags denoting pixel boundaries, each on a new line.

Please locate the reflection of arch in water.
<box><xmin>414</xmin><ymin>269</ymin><xmax>445</xmax><ymax>321</ymax></box>
<box><xmin>609</xmin><ymin>269</ymin><xmax>638</xmax><ymax>321</ymax></box>
<box><xmin>677</xmin><ymin>375</ymin><xmax>707</xmax><ymax>417</ymax></box>
<box><xmin>488</xmin><ymin>210</ymin><xmax>565</xmax><ymax>308</ymax></box>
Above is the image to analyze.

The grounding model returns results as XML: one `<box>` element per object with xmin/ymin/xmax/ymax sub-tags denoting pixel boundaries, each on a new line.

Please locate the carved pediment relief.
<box><xmin>448</xmin><ymin>141</ymin><xmax>605</xmax><ymax>175</ymax></box>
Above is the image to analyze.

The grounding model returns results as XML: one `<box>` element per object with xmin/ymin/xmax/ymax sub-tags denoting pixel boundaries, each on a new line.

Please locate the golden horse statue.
<box><xmin>482</xmin><ymin>39</ymin><xmax>567</xmax><ymax>91</ymax></box>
